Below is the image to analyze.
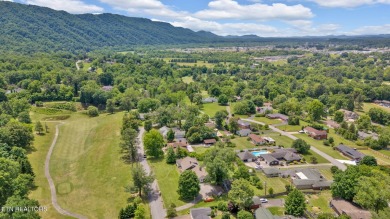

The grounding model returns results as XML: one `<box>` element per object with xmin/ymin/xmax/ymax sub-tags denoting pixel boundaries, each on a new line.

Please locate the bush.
<box><xmin>217</xmin><ymin>201</ymin><xmax>228</xmax><ymax>211</ymax></box>
<box><xmin>323</xmin><ymin>140</ymin><xmax>330</xmax><ymax>146</ymax></box>
<box><xmin>46</xmin><ymin>102</ymin><xmax>77</xmax><ymax>111</ymax></box>
<box><xmin>87</xmin><ymin>106</ymin><xmax>99</xmax><ymax>117</ymax></box>
<box><xmin>330</xmin><ymin>166</ymin><xmax>339</xmax><ymax>174</ymax></box>
<box><xmin>35</xmin><ymin>101</ymin><xmax>44</xmax><ymax>107</ymax></box>
<box><xmin>222</xmin><ymin>212</ymin><xmax>231</xmax><ymax>219</ymax></box>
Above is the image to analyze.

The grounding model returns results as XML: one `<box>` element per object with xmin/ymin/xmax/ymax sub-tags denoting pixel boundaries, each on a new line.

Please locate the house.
<box><xmin>263</xmin><ymin>137</ymin><xmax>275</xmax><ymax>144</ymax></box>
<box><xmin>158</xmin><ymin>126</ymin><xmax>170</xmax><ymax>138</ymax></box>
<box><xmin>303</xmin><ymin>127</ymin><xmax>328</xmax><ymax>140</ymax></box>
<box><xmin>270</xmin><ymin>148</ymin><xmax>301</xmax><ymax>163</ymax></box>
<box><xmin>282</xmin><ymin>168</ymin><xmax>333</xmax><ymax>190</ymax></box>
<box><xmin>374</xmin><ymin>100</ymin><xmax>390</xmax><ymax>108</ymax></box>
<box><xmin>190</xmin><ymin>207</ymin><xmax>212</xmax><ymax>219</ymax></box>
<box><xmin>177</xmin><ymin>157</ymin><xmax>208</xmax><ymax>182</ymax></box>
<box><xmin>238</xmin><ymin>120</ymin><xmax>251</xmax><ymax>129</ymax></box>
<box><xmin>335</xmin><ymin>144</ymin><xmax>365</xmax><ymax>162</ymax></box>
<box><xmin>173</xmin><ymin>129</ymin><xmax>186</xmax><ymax>139</ymax></box>
<box><xmin>339</xmin><ymin>109</ymin><xmax>359</xmax><ymax>122</ymax></box>
<box><xmin>204</xmin><ymin>139</ymin><xmax>217</xmax><ymax>146</ymax></box>
<box><xmin>236</xmin><ymin>129</ymin><xmax>252</xmax><ymax>137</ymax></box>
<box><xmin>167</xmin><ymin>141</ymin><xmax>188</xmax><ymax>150</ymax></box>
<box><xmin>330</xmin><ymin>199</ymin><xmax>372</xmax><ymax>219</ymax></box>
<box><xmin>101</xmin><ymin>85</ymin><xmax>113</xmax><ymax>91</ymax></box>
<box><xmin>264</xmin><ymin>102</ymin><xmax>272</xmax><ymax>108</ymax></box>
<box><xmin>266</xmin><ymin>113</ymin><xmax>289</xmax><ymax>122</ymax></box>
<box><xmin>204</xmin><ymin>122</ymin><xmax>216</xmax><ymax>129</ymax></box>
<box><xmin>255</xmin><ymin>207</ymin><xmax>278</xmax><ymax>219</ymax></box>
<box><xmin>262</xmin><ymin>167</ymin><xmax>281</xmax><ymax>177</ymax></box>
<box><xmin>260</xmin><ymin>154</ymin><xmax>280</xmax><ymax>166</ymax></box>
<box><xmin>358</xmin><ymin>131</ymin><xmax>379</xmax><ymax>140</ymax></box>
<box><xmin>202</xmin><ymin>97</ymin><xmax>218</xmax><ymax>103</ymax></box>
<box><xmin>237</xmin><ymin>151</ymin><xmax>257</xmax><ymax>162</ymax></box>
<box><xmin>217</xmin><ymin>130</ymin><xmax>233</xmax><ymax>137</ymax></box>
<box><xmin>249</xmin><ymin>134</ymin><xmax>267</xmax><ymax>145</ymax></box>
<box><xmin>5</xmin><ymin>87</ymin><xmax>24</xmax><ymax>95</ymax></box>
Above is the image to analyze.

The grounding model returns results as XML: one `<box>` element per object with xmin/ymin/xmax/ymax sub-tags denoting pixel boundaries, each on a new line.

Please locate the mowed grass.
<box><xmin>293</xmin><ymin>133</ymin><xmax>346</xmax><ymax>160</ymax></box>
<box><xmin>201</xmin><ymin>102</ymin><xmax>226</xmax><ymax>118</ymax></box>
<box><xmin>256</xmin><ymin>172</ymin><xmax>290</xmax><ymax>194</ymax></box>
<box><xmin>253</xmin><ymin>117</ymin><xmax>283</xmax><ymax>125</ymax></box>
<box><xmin>363</xmin><ymin>103</ymin><xmax>390</xmax><ymax>113</ymax></box>
<box><xmin>360</xmin><ymin>150</ymin><xmax>390</xmax><ymax>165</ymax></box>
<box><xmin>49</xmin><ymin>112</ymin><xmax>136</xmax><ymax>218</ymax></box>
<box><xmin>278</xmin><ymin>121</ymin><xmax>310</xmax><ymax>132</ymax></box>
<box><xmin>148</xmin><ymin>158</ymin><xmax>185</xmax><ymax>207</ymax></box>
<box><xmin>306</xmin><ymin>190</ymin><xmax>333</xmax><ymax>214</ymax></box>
<box><xmin>28</xmin><ymin>120</ymin><xmax>72</xmax><ymax>219</ymax></box>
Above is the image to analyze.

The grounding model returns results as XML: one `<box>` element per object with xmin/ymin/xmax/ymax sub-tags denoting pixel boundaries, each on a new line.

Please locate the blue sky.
<box><xmin>8</xmin><ymin>0</ymin><xmax>390</xmax><ymax>36</ymax></box>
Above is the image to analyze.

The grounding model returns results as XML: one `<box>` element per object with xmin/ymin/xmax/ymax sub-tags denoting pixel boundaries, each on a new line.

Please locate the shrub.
<box><xmin>217</xmin><ymin>202</ymin><xmax>228</xmax><ymax>211</ymax></box>
<box><xmin>35</xmin><ymin>101</ymin><xmax>43</xmax><ymax>107</ymax></box>
<box><xmin>330</xmin><ymin>166</ymin><xmax>339</xmax><ymax>174</ymax></box>
<box><xmin>87</xmin><ymin>106</ymin><xmax>99</xmax><ymax>117</ymax></box>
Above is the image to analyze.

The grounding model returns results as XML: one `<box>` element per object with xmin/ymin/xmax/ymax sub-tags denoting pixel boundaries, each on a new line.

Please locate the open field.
<box><xmin>253</xmin><ymin>117</ymin><xmax>283</xmax><ymax>125</ymax></box>
<box><xmin>278</xmin><ymin>121</ymin><xmax>310</xmax><ymax>132</ymax></box>
<box><xmin>363</xmin><ymin>103</ymin><xmax>390</xmax><ymax>113</ymax></box>
<box><xmin>148</xmin><ymin>158</ymin><xmax>185</xmax><ymax>207</ymax></box>
<box><xmin>28</xmin><ymin>119</ymin><xmax>71</xmax><ymax>219</ymax></box>
<box><xmin>47</xmin><ymin>112</ymin><xmax>139</xmax><ymax>218</ymax></box>
<box><xmin>163</xmin><ymin>58</ymin><xmax>216</xmax><ymax>68</ymax></box>
<box><xmin>294</xmin><ymin>134</ymin><xmax>347</xmax><ymax>160</ymax></box>
<box><xmin>201</xmin><ymin>102</ymin><xmax>226</xmax><ymax>117</ymax></box>
<box><xmin>360</xmin><ymin>149</ymin><xmax>390</xmax><ymax>165</ymax></box>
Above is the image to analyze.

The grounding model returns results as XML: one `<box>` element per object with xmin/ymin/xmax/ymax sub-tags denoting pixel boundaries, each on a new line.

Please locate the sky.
<box><xmin>5</xmin><ymin>0</ymin><xmax>390</xmax><ymax>37</ymax></box>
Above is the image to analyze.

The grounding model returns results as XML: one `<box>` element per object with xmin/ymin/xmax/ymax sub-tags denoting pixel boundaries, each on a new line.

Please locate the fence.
<box><xmin>367</xmin><ymin>148</ymin><xmax>390</xmax><ymax>160</ymax></box>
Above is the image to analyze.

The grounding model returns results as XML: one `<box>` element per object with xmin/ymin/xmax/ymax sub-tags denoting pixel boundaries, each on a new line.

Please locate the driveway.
<box><xmin>261</xmin><ymin>198</ymin><xmax>284</xmax><ymax>208</ymax></box>
<box><xmin>137</xmin><ymin>127</ymin><xmax>166</xmax><ymax>219</ymax></box>
<box><xmin>242</xmin><ymin>119</ymin><xmax>347</xmax><ymax>171</ymax></box>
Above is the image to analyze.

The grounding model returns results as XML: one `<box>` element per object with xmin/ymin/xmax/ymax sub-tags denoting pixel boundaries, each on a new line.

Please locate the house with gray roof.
<box><xmin>270</xmin><ymin>148</ymin><xmax>301</xmax><ymax>163</ymax></box>
<box><xmin>262</xmin><ymin>167</ymin><xmax>281</xmax><ymax>177</ymax></box>
<box><xmin>190</xmin><ymin>207</ymin><xmax>211</xmax><ymax>219</ymax></box>
<box><xmin>238</xmin><ymin>120</ymin><xmax>251</xmax><ymax>129</ymax></box>
<box><xmin>202</xmin><ymin>97</ymin><xmax>218</xmax><ymax>103</ymax></box>
<box><xmin>260</xmin><ymin>154</ymin><xmax>279</xmax><ymax>166</ymax></box>
<box><xmin>237</xmin><ymin>151</ymin><xmax>257</xmax><ymax>162</ymax></box>
<box><xmin>266</xmin><ymin>113</ymin><xmax>289</xmax><ymax>122</ymax></box>
<box><xmin>158</xmin><ymin>126</ymin><xmax>170</xmax><ymax>138</ymax></box>
<box><xmin>282</xmin><ymin>168</ymin><xmax>332</xmax><ymax>190</ymax></box>
<box><xmin>236</xmin><ymin>129</ymin><xmax>252</xmax><ymax>137</ymax></box>
<box><xmin>335</xmin><ymin>144</ymin><xmax>365</xmax><ymax>162</ymax></box>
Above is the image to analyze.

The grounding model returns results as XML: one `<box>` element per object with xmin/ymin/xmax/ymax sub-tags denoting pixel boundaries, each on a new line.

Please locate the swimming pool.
<box><xmin>252</xmin><ymin>151</ymin><xmax>269</xmax><ymax>156</ymax></box>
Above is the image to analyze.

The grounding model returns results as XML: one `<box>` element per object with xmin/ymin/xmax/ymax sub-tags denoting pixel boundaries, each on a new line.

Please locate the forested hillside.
<box><xmin>0</xmin><ymin>2</ymin><xmax>220</xmax><ymax>52</ymax></box>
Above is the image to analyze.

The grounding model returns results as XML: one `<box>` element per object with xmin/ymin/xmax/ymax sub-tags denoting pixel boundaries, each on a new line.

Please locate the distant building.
<box><xmin>190</xmin><ymin>207</ymin><xmax>212</xmax><ymax>219</ymax></box>
<box><xmin>238</xmin><ymin>120</ymin><xmax>251</xmax><ymax>129</ymax></box>
<box><xmin>176</xmin><ymin>157</ymin><xmax>207</xmax><ymax>182</ymax></box>
<box><xmin>325</xmin><ymin>120</ymin><xmax>340</xmax><ymax>129</ymax></box>
<box><xmin>266</xmin><ymin>113</ymin><xmax>289</xmax><ymax>122</ymax></box>
<box><xmin>202</xmin><ymin>97</ymin><xmax>218</xmax><ymax>103</ymax></box>
<box><xmin>256</xmin><ymin>106</ymin><xmax>273</xmax><ymax>114</ymax></box>
<box><xmin>249</xmin><ymin>134</ymin><xmax>267</xmax><ymax>145</ymax></box>
<box><xmin>330</xmin><ymin>199</ymin><xmax>371</xmax><ymax>219</ymax></box>
<box><xmin>303</xmin><ymin>126</ymin><xmax>328</xmax><ymax>140</ymax></box>
<box><xmin>237</xmin><ymin>151</ymin><xmax>257</xmax><ymax>162</ymax></box>
<box><xmin>339</xmin><ymin>109</ymin><xmax>359</xmax><ymax>122</ymax></box>
<box><xmin>335</xmin><ymin>144</ymin><xmax>366</xmax><ymax>162</ymax></box>
<box><xmin>281</xmin><ymin>168</ymin><xmax>333</xmax><ymax>190</ymax></box>
<box><xmin>262</xmin><ymin>167</ymin><xmax>281</xmax><ymax>177</ymax></box>
<box><xmin>263</xmin><ymin>137</ymin><xmax>275</xmax><ymax>144</ymax></box>
<box><xmin>260</xmin><ymin>148</ymin><xmax>301</xmax><ymax>164</ymax></box>
<box><xmin>358</xmin><ymin>131</ymin><xmax>379</xmax><ymax>140</ymax></box>
<box><xmin>236</xmin><ymin>129</ymin><xmax>252</xmax><ymax>137</ymax></box>
<box><xmin>203</xmin><ymin>139</ymin><xmax>217</xmax><ymax>146</ymax></box>
<box><xmin>101</xmin><ymin>85</ymin><xmax>113</xmax><ymax>91</ymax></box>
<box><xmin>158</xmin><ymin>126</ymin><xmax>170</xmax><ymax>138</ymax></box>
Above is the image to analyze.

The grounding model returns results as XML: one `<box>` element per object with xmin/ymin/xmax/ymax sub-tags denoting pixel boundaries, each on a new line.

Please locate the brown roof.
<box><xmin>249</xmin><ymin>134</ymin><xmax>265</xmax><ymax>143</ymax></box>
<box><xmin>304</xmin><ymin>127</ymin><xmax>327</xmax><ymax>135</ymax></box>
<box><xmin>204</xmin><ymin>139</ymin><xmax>217</xmax><ymax>144</ymax></box>
<box><xmin>177</xmin><ymin>157</ymin><xmax>199</xmax><ymax>171</ymax></box>
<box><xmin>167</xmin><ymin>141</ymin><xmax>187</xmax><ymax>149</ymax></box>
<box><xmin>330</xmin><ymin>199</ymin><xmax>371</xmax><ymax>219</ymax></box>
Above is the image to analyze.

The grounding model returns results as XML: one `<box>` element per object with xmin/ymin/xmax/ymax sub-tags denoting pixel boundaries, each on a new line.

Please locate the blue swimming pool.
<box><xmin>252</xmin><ymin>151</ymin><xmax>269</xmax><ymax>156</ymax></box>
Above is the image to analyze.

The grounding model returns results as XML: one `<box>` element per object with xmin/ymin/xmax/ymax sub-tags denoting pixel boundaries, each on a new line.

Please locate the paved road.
<box><xmin>242</xmin><ymin>119</ymin><xmax>347</xmax><ymax>171</ymax></box>
<box><xmin>137</xmin><ymin>127</ymin><xmax>166</xmax><ymax>219</ymax></box>
<box><xmin>45</xmin><ymin>122</ymin><xmax>87</xmax><ymax>219</ymax></box>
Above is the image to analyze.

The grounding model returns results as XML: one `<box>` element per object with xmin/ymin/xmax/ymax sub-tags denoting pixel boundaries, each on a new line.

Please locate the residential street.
<box><xmin>242</xmin><ymin>119</ymin><xmax>347</xmax><ymax>171</ymax></box>
<box><xmin>137</xmin><ymin>127</ymin><xmax>167</xmax><ymax>219</ymax></box>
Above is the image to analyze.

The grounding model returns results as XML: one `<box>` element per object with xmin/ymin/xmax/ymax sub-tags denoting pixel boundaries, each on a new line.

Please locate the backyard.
<box><xmin>201</xmin><ymin>102</ymin><xmax>227</xmax><ymax>118</ymax></box>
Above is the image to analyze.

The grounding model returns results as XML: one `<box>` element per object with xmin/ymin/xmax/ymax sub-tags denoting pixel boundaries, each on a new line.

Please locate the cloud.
<box><xmin>26</xmin><ymin>0</ymin><xmax>104</xmax><ymax>13</ymax></box>
<box><xmin>348</xmin><ymin>24</ymin><xmax>390</xmax><ymax>35</ymax></box>
<box><xmin>194</xmin><ymin>0</ymin><xmax>313</xmax><ymax>21</ymax></box>
<box><xmin>309</xmin><ymin>0</ymin><xmax>390</xmax><ymax>8</ymax></box>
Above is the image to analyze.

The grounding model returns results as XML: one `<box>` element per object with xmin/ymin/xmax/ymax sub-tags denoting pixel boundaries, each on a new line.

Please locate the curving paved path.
<box><xmin>45</xmin><ymin>122</ymin><xmax>87</xmax><ymax>219</ymax></box>
<box><xmin>242</xmin><ymin>118</ymin><xmax>347</xmax><ymax>171</ymax></box>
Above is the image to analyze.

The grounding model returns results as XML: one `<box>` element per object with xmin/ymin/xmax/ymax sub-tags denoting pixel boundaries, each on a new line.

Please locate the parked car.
<box><xmin>204</xmin><ymin>197</ymin><xmax>214</xmax><ymax>202</ymax></box>
<box><xmin>298</xmin><ymin>130</ymin><xmax>305</xmax><ymax>133</ymax></box>
<box><xmin>260</xmin><ymin>198</ymin><xmax>268</xmax><ymax>203</ymax></box>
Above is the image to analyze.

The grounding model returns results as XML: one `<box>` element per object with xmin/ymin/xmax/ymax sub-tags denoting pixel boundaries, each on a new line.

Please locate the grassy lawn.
<box><xmin>360</xmin><ymin>150</ymin><xmax>390</xmax><ymax>165</ymax></box>
<box><xmin>201</xmin><ymin>102</ymin><xmax>227</xmax><ymax>118</ymax></box>
<box><xmin>363</xmin><ymin>102</ymin><xmax>390</xmax><ymax>113</ymax></box>
<box><xmin>181</xmin><ymin>76</ymin><xmax>194</xmax><ymax>84</ymax></box>
<box><xmin>278</xmin><ymin>121</ymin><xmax>310</xmax><ymax>132</ymax></box>
<box><xmin>380</xmin><ymin>150</ymin><xmax>390</xmax><ymax>156</ymax></box>
<box><xmin>193</xmin><ymin>146</ymin><xmax>211</xmax><ymax>154</ymax></box>
<box><xmin>28</xmin><ymin>120</ymin><xmax>71</xmax><ymax>219</ymax></box>
<box><xmin>148</xmin><ymin>158</ymin><xmax>186</xmax><ymax>207</ymax></box>
<box><xmin>253</xmin><ymin>117</ymin><xmax>283</xmax><ymax>125</ymax></box>
<box><xmin>306</xmin><ymin>190</ymin><xmax>333</xmax><ymax>214</ymax></box>
<box><xmin>268</xmin><ymin>207</ymin><xmax>285</xmax><ymax>216</ymax></box>
<box><xmin>47</xmin><ymin>112</ymin><xmax>138</xmax><ymax>218</ymax></box>
<box><xmin>256</xmin><ymin>172</ymin><xmax>290</xmax><ymax>194</ymax></box>
<box><xmin>293</xmin><ymin>134</ymin><xmax>346</xmax><ymax>160</ymax></box>
<box><xmin>318</xmin><ymin>168</ymin><xmax>334</xmax><ymax>180</ymax></box>
<box><xmin>231</xmin><ymin>137</ymin><xmax>257</xmax><ymax>150</ymax></box>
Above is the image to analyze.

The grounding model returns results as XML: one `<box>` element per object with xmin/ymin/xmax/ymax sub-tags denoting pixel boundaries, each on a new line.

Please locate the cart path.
<box><xmin>44</xmin><ymin>122</ymin><xmax>87</xmax><ymax>219</ymax></box>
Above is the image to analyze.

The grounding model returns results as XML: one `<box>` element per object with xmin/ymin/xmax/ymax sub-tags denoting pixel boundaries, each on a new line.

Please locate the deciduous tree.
<box><xmin>177</xmin><ymin>170</ymin><xmax>200</xmax><ymax>200</ymax></box>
